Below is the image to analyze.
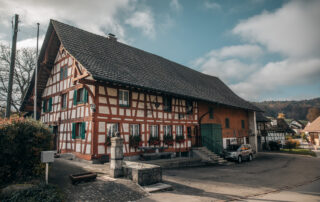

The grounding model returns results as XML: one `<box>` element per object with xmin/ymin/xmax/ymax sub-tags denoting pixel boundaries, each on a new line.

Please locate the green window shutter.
<box><xmin>42</xmin><ymin>100</ymin><xmax>46</xmax><ymax>112</ymax></box>
<box><xmin>83</xmin><ymin>88</ymin><xmax>88</xmax><ymax>103</ymax></box>
<box><xmin>209</xmin><ymin>107</ymin><xmax>214</xmax><ymax>119</ymax></box>
<box><xmin>49</xmin><ymin>98</ymin><xmax>53</xmax><ymax>111</ymax></box>
<box><xmin>81</xmin><ymin>122</ymin><xmax>86</xmax><ymax>139</ymax></box>
<box><xmin>72</xmin><ymin>123</ymin><xmax>76</xmax><ymax>139</ymax></box>
<box><xmin>73</xmin><ymin>89</ymin><xmax>77</xmax><ymax>105</ymax></box>
<box><xmin>60</xmin><ymin>67</ymin><xmax>64</xmax><ymax>80</ymax></box>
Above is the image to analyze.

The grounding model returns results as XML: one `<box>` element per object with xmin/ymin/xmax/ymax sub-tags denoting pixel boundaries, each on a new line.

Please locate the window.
<box><xmin>226</xmin><ymin>139</ymin><xmax>231</xmax><ymax>147</ymax></box>
<box><xmin>130</xmin><ymin>124</ymin><xmax>140</xmax><ymax>136</ymax></box>
<box><xmin>186</xmin><ymin>100</ymin><xmax>193</xmax><ymax>114</ymax></box>
<box><xmin>107</xmin><ymin>123</ymin><xmax>118</xmax><ymax>137</ymax></box>
<box><xmin>119</xmin><ymin>89</ymin><xmax>129</xmax><ymax>107</ymax></box>
<box><xmin>42</xmin><ymin>97</ymin><xmax>52</xmax><ymax>112</ymax></box>
<box><xmin>149</xmin><ymin>125</ymin><xmax>159</xmax><ymax>138</ymax></box>
<box><xmin>241</xmin><ymin>120</ymin><xmax>245</xmax><ymax>129</ymax></box>
<box><xmin>225</xmin><ymin>118</ymin><xmax>230</xmax><ymax>128</ymax></box>
<box><xmin>60</xmin><ymin>66</ymin><xmax>68</xmax><ymax>80</ymax></box>
<box><xmin>163</xmin><ymin>125</ymin><xmax>172</xmax><ymax>136</ymax></box>
<box><xmin>73</xmin><ymin>88</ymin><xmax>88</xmax><ymax>105</ymax></box>
<box><xmin>209</xmin><ymin>107</ymin><xmax>214</xmax><ymax>119</ymax></box>
<box><xmin>163</xmin><ymin>96</ymin><xmax>172</xmax><ymax>112</ymax></box>
<box><xmin>72</xmin><ymin>122</ymin><xmax>86</xmax><ymax>139</ymax></box>
<box><xmin>176</xmin><ymin>125</ymin><xmax>183</xmax><ymax>136</ymax></box>
<box><xmin>61</xmin><ymin>93</ymin><xmax>67</xmax><ymax>109</ymax></box>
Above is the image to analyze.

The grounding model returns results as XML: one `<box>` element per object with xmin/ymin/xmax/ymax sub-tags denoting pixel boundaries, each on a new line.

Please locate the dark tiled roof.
<box><xmin>50</xmin><ymin>20</ymin><xmax>260</xmax><ymax>111</ymax></box>
<box><xmin>256</xmin><ymin>112</ymin><xmax>270</xmax><ymax>122</ymax></box>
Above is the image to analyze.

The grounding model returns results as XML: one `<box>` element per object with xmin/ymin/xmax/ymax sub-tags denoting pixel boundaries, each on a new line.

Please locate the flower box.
<box><xmin>130</xmin><ymin>135</ymin><xmax>142</xmax><ymax>148</ymax></box>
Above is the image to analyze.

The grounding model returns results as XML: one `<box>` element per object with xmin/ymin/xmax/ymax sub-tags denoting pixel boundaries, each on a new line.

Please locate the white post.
<box><xmin>45</xmin><ymin>163</ymin><xmax>49</xmax><ymax>185</ymax></box>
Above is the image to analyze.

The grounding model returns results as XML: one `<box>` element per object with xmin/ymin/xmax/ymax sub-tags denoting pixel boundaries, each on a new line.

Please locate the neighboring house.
<box><xmin>20</xmin><ymin>20</ymin><xmax>260</xmax><ymax>161</ymax></box>
<box><xmin>256</xmin><ymin>112</ymin><xmax>270</xmax><ymax>151</ymax></box>
<box><xmin>285</xmin><ymin>119</ymin><xmax>305</xmax><ymax>135</ymax></box>
<box><xmin>303</xmin><ymin>116</ymin><xmax>320</xmax><ymax>146</ymax></box>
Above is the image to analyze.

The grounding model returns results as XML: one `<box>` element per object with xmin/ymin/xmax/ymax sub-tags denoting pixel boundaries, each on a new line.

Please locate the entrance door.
<box><xmin>53</xmin><ymin>126</ymin><xmax>58</xmax><ymax>151</ymax></box>
<box><xmin>201</xmin><ymin>124</ymin><xmax>223</xmax><ymax>154</ymax></box>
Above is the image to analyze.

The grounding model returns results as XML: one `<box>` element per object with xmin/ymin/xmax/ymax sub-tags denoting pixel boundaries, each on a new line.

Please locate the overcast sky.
<box><xmin>0</xmin><ymin>0</ymin><xmax>319</xmax><ymax>101</ymax></box>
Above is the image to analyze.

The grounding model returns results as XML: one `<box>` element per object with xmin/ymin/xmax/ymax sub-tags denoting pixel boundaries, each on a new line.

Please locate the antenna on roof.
<box><xmin>108</xmin><ymin>33</ymin><xmax>117</xmax><ymax>41</ymax></box>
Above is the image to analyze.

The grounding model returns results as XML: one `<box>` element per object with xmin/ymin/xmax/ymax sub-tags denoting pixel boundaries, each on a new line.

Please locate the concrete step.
<box><xmin>143</xmin><ymin>183</ymin><xmax>173</xmax><ymax>193</ymax></box>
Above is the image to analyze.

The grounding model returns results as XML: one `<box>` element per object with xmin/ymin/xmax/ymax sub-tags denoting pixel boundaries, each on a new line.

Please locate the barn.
<box><xmin>20</xmin><ymin>20</ymin><xmax>260</xmax><ymax>161</ymax></box>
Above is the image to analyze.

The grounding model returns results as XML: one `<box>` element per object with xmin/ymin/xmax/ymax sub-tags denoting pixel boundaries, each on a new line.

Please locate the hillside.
<box><xmin>254</xmin><ymin>97</ymin><xmax>320</xmax><ymax>121</ymax></box>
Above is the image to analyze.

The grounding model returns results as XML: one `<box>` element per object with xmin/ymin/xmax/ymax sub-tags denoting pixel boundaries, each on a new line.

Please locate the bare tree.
<box><xmin>0</xmin><ymin>43</ymin><xmax>36</xmax><ymax>115</ymax></box>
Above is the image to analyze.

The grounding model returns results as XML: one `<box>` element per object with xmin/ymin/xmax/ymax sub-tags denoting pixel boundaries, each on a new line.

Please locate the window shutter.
<box><xmin>72</xmin><ymin>123</ymin><xmax>76</xmax><ymax>139</ymax></box>
<box><xmin>73</xmin><ymin>90</ymin><xmax>77</xmax><ymax>105</ymax></box>
<box><xmin>60</xmin><ymin>67</ymin><xmax>64</xmax><ymax>80</ymax></box>
<box><xmin>49</xmin><ymin>97</ymin><xmax>53</xmax><ymax>111</ymax></box>
<box><xmin>81</xmin><ymin>122</ymin><xmax>86</xmax><ymax>139</ymax></box>
<box><xmin>42</xmin><ymin>100</ymin><xmax>46</xmax><ymax>112</ymax></box>
<box><xmin>84</xmin><ymin>88</ymin><xmax>88</xmax><ymax>103</ymax></box>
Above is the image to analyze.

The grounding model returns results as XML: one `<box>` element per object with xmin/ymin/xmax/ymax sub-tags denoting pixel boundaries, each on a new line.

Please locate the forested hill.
<box><xmin>254</xmin><ymin>97</ymin><xmax>320</xmax><ymax>121</ymax></box>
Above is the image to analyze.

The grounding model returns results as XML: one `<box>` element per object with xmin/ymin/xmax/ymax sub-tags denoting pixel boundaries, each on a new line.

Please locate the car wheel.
<box><xmin>238</xmin><ymin>156</ymin><xmax>242</xmax><ymax>164</ymax></box>
<box><xmin>249</xmin><ymin>154</ymin><xmax>253</xmax><ymax>161</ymax></box>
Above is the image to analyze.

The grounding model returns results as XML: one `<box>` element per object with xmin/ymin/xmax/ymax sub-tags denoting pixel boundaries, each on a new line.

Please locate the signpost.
<box><xmin>41</xmin><ymin>151</ymin><xmax>55</xmax><ymax>184</ymax></box>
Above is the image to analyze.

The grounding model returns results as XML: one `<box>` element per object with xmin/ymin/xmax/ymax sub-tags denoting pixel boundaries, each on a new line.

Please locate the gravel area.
<box><xmin>49</xmin><ymin>157</ymin><xmax>146</xmax><ymax>202</ymax></box>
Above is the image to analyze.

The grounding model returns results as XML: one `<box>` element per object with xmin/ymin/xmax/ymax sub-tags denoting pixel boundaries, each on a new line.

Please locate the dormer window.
<box><xmin>119</xmin><ymin>89</ymin><xmax>129</xmax><ymax>107</ymax></box>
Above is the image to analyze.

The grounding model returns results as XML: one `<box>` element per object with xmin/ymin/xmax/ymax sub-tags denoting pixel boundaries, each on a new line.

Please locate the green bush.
<box><xmin>280</xmin><ymin>149</ymin><xmax>316</xmax><ymax>157</ymax></box>
<box><xmin>0</xmin><ymin>183</ymin><xmax>63</xmax><ymax>202</ymax></box>
<box><xmin>0</xmin><ymin>118</ymin><xmax>53</xmax><ymax>186</ymax></box>
<box><xmin>285</xmin><ymin>139</ymin><xmax>300</xmax><ymax>149</ymax></box>
<box><xmin>268</xmin><ymin>141</ymin><xmax>280</xmax><ymax>151</ymax></box>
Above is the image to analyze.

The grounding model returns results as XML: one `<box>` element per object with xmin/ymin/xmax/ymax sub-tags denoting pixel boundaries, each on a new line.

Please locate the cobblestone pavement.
<box><xmin>49</xmin><ymin>158</ymin><xmax>146</xmax><ymax>202</ymax></box>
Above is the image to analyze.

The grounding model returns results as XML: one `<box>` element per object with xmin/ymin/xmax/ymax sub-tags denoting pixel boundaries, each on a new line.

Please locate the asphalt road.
<box><xmin>140</xmin><ymin>152</ymin><xmax>320</xmax><ymax>202</ymax></box>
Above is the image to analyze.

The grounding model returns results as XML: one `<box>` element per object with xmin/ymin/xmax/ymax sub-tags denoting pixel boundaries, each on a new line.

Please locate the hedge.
<box><xmin>0</xmin><ymin>118</ymin><xmax>53</xmax><ymax>186</ymax></box>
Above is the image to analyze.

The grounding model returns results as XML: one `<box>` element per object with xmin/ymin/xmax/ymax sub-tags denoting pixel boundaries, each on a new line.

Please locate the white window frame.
<box><xmin>150</xmin><ymin>125</ymin><xmax>159</xmax><ymax>138</ymax></box>
<box><xmin>176</xmin><ymin>125</ymin><xmax>183</xmax><ymax>136</ymax></box>
<box><xmin>163</xmin><ymin>125</ymin><xmax>172</xmax><ymax>136</ymax></box>
<box><xmin>119</xmin><ymin>89</ymin><xmax>129</xmax><ymax>106</ymax></box>
<box><xmin>107</xmin><ymin>123</ymin><xmax>118</xmax><ymax>137</ymax></box>
<box><xmin>130</xmin><ymin>124</ymin><xmax>140</xmax><ymax>136</ymax></box>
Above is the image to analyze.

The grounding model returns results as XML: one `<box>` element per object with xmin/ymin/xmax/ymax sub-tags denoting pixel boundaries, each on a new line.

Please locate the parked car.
<box><xmin>223</xmin><ymin>144</ymin><xmax>253</xmax><ymax>163</ymax></box>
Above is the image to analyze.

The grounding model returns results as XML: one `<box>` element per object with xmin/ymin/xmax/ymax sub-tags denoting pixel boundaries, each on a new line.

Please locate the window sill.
<box><xmin>119</xmin><ymin>104</ymin><xmax>130</xmax><ymax>108</ymax></box>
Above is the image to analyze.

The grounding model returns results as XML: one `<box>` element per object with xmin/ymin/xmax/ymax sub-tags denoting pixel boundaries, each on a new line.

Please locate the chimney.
<box><xmin>108</xmin><ymin>33</ymin><xmax>117</xmax><ymax>41</ymax></box>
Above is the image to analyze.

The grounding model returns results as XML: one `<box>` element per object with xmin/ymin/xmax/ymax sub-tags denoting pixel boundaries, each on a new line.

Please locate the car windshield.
<box><xmin>226</xmin><ymin>145</ymin><xmax>240</xmax><ymax>151</ymax></box>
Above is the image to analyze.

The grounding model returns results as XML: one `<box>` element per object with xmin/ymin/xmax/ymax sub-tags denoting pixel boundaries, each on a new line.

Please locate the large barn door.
<box><xmin>201</xmin><ymin>124</ymin><xmax>223</xmax><ymax>154</ymax></box>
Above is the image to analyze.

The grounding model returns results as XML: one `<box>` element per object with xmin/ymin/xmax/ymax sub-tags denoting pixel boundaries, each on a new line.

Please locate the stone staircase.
<box><xmin>192</xmin><ymin>147</ymin><xmax>231</xmax><ymax>165</ymax></box>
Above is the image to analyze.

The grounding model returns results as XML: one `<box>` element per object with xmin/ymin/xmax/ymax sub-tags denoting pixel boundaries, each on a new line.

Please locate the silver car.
<box><xmin>223</xmin><ymin>144</ymin><xmax>253</xmax><ymax>163</ymax></box>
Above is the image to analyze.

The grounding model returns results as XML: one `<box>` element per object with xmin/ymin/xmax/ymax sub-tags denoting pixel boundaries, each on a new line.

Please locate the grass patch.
<box><xmin>280</xmin><ymin>149</ymin><xmax>317</xmax><ymax>157</ymax></box>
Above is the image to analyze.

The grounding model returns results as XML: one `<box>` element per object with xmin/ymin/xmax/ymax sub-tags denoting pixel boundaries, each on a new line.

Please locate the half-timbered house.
<box><xmin>20</xmin><ymin>20</ymin><xmax>260</xmax><ymax>161</ymax></box>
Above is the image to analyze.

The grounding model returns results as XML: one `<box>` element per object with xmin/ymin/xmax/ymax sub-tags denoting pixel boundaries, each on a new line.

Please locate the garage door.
<box><xmin>201</xmin><ymin>124</ymin><xmax>223</xmax><ymax>154</ymax></box>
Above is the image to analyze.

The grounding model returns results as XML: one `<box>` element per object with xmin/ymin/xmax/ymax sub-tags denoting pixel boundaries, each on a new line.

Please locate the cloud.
<box><xmin>170</xmin><ymin>0</ymin><xmax>182</xmax><ymax>12</ymax></box>
<box><xmin>0</xmin><ymin>0</ymin><xmax>132</xmax><ymax>41</ymax></box>
<box><xmin>203</xmin><ymin>1</ymin><xmax>221</xmax><ymax>10</ymax></box>
<box><xmin>233</xmin><ymin>1</ymin><xmax>320</xmax><ymax>58</ymax></box>
<box><xmin>125</xmin><ymin>9</ymin><xmax>155</xmax><ymax>38</ymax></box>
<box><xmin>230</xmin><ymin>58</ymin><xmax>320</xmax><ymax>100</ymax></box>
<box><xmin>17</xmin><ymin>36</ymin><xmax>45</xmax><ymax>49</ymax></box>
<box><xmin>193</xmin><ymin>44</ymin><xmax>261</xmax><ymax>84</ymax></box>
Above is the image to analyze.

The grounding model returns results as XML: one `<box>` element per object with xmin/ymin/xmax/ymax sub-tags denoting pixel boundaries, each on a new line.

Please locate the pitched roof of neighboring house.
<box><xmin>303</xmin><ymin>116</ymin><xmax>320</xmax><ymax>133</ymax></box>
<box><xmin>256</xmin><ymin>112</ymin><xmax>270</xmax><ymax>122</ymax></box>
<box><xmin>20</xmin><ymin>20</ymin><xmax>261</xmax><ymax>112</ymax></box>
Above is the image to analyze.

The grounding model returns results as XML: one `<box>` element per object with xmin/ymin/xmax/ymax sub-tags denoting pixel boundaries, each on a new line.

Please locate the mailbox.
<box><xmin>41</xmin><ymin>151</ymin><xmax>55</xmax><ymax>163</ymax></box>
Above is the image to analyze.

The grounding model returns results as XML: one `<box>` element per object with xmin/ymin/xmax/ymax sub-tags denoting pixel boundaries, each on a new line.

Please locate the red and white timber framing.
<box><xmin>41</xmin><ymin>45</ymin><xmax>199</xmax><ymax>160</ymax></box>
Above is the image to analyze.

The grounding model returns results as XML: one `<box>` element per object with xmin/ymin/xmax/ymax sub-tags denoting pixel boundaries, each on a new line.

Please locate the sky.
<box><xmin>0</xmin><ymin>0</ymin><xmax>319</xmax><ymax>102</ymax></box>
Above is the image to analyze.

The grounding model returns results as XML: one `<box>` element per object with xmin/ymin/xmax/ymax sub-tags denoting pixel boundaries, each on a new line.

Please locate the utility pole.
<box><xmin>34</xmin><ymin>23</ymin><xmax>40</xmax><ymax>119</ymax></box>
<box><xmin>5</xmin><ymin>14</ymin><xmax>19</xmax><ymax>118</ymax></box>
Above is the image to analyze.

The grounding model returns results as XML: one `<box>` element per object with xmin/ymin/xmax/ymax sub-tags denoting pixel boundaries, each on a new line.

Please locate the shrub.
<box><xmin>268</xmin><ymin>141</ymin><xmax>280</xmax><ymax>151</ymax></box>
<box><xmin>0</xmin><ymin>183</ymin><xmax>63</xmax><ymax>202</ymax></box>
<box><xmin>285</xmin><ymin>139</ymin><xmax>300</xmax><ymax>149</ymax></box>
<box><xmin>0</xmin><ymin>118</ymin><xmax>53</xmax><ymax>186</ymax></box>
